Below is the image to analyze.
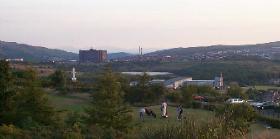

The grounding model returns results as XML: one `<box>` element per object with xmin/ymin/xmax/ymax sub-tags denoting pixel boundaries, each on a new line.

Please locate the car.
<box><xmin>246</xmin><ymin>100</ymin><xmax>263</xmax><ymax>108</ymax></box>
<box><xmin>252</xmin><ymin>102</ymin><xmax>263</xmax><ymax>109</ymax></box>
<box><xmin>259</xmin><ymin>102</ymin><xmax>275</xmax><ymax>110</ymax></box>
<box><xmin>226</xmin><ymin>98</ymin><xmax>244</xmax><ymax>104</ymax></box>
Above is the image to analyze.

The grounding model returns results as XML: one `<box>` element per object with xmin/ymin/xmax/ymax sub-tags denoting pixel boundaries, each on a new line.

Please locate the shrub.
<box><xmin>0</xmin><ymin>124</ymin><xmax>29</xmax><ymax>139</ymax></box>
<box><xmin>165</xmin><ymin>91</ymin><xmax>182</xmax><ymax>103</ymax></box>
<box><xmin>257</xmin><ymin>115</ymin><xmax>280</xmax><ymax>129</ymax></box>
<box><xmin>216</xmin><ymin>104</ymin><xmax>256</xmax><ymax>134</ymax></box>
<box><xmin>140</xmin><ymin>115</ymin><xmax>244</xmax><ymax>139</ymax></box>
<box><xmin>192</xmin><ymin>101</ymin><xmax>203</xmax><ymax>109</ymax></box>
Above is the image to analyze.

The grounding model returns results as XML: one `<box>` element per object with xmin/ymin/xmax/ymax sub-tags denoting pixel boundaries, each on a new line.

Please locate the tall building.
<box><xmin>79</xmin><ymin>49</ymin><xmax>107</xmax><ymax>63</ymax></box>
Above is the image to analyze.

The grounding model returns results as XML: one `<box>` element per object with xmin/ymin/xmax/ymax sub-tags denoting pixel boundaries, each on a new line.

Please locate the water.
<box><xmin>121</xmin><ymin>72</ymin><xmax>172</xmax><ymax>76</ymax></box>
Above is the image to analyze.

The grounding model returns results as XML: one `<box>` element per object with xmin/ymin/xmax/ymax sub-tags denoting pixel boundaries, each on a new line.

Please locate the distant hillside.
<box><xmin>108</xmin><ymin>52</ymin><xmax>134</xmax><ymax>60</ymax></box>
<box><xmin>0</xmin><ymin>41</ymin><xmax>135</xmax><ymax>62</ymax></box>
<box><xmin>146</xmin><ymin>41</ymin><xmax>280</xmax><ymax>60</ymax></box>
<box><xmin>1</xmin><ymin>40</ymin><xmax>280</xmax><ymax>62</ymax></box>
<box><xmin>0</xmin><ymin>41</ymin><xmax>78</xmax><ymax>62</ymax></box>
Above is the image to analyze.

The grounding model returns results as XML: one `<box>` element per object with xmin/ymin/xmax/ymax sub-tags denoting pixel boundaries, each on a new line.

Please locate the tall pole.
<box><xmin>138</xmin><ymin>46</ymin><xmax>141</xmax><ymax>55</ymax></box>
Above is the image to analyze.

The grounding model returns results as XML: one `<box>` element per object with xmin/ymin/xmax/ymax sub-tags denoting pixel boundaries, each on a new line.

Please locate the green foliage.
<box><xmin>137</xmin><ymin>72</ymin><xmax>151</xmax><ymax>88</ymax></box>
<box><xmin>196</xmin><ymin>85</ymin><xmax>219</xmax><ymax>96</ymax></box>
<box><xmin>227</xmin><ymin>83</ymin><xmax>248</xmax><ymax>99</ymax></box>
<box><xmin>216</xmin><ymin>104</ymin><xmax>256</xmax><ymax>134</ymax></box>
<box><xmin>125</xmin><ymin>73</ymin><xmax>166</xmax><ymax>104</ymax></box>
<box><xmin>257</xmin><ymin>115</ymin><xmax>280</xmax><ymax>129</ymax></box>
<box><xmin>50</xmin><ymin>70</ymin><xmax>67</xmax><ymax>91</ymax></box>
<box><xmin>85</xmin><ymin>67</ymin><xmax>133</xmax><ymax>135</ymax></box>
<box><xmin>12</xmin><ymin>87</ymin><xmax>58</xmax><ymax>128</ymax></box>
<box><xmin>1</xmin><ymin>63</ymin><xmax>58</xmax><ymax>128</ymax></box>
<box><xmin>140</xmin><ymin>115</ymin><xmax>244</xmax><ymax>139</ymax></box>
<box><xmin>0</xmin><ymin>124</ymin><xmax>29</xmax><ymax>139</ymax></box>
<box><xmin>181</xmin><ymin>86</ymin><xmax>195</xmax><ymax>107</ymax></box>
<box><xmin>65</xmin><ymin>112</ymin><xmax>83</xmax><ymax>127</ymax></box>
<box><xmin>62</xmin><ymin>123</ymin><xmax>84</xmax><ymax>139</ymax></box>
<box><xmin>11</xmin><ymin>70</ymin><xmax>58</xmax><ymax>128</ymax></box>
<box><xmin>165</xmin><ymin>91</ymin><xmax>182</xmax><ymax>103</ymax></box>
<box><xmin>245</xmin><ymin>88</ymin><xmax>261</xmax><ymax>101</ymax></box>
<box><xmin>0</xmin><ymin>60</ymin><xmax>16</xmax><ymax>125</ymax></box>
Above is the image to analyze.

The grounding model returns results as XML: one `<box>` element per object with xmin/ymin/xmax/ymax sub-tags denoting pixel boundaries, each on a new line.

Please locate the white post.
<box><xmin>72</xmin><ymin>67</ymin><xmax>77</xmax><ymax>82</ymax></box>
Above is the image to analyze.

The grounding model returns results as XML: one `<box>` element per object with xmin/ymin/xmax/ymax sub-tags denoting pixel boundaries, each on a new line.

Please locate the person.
<box><xmin>177</xmin><ymin>105</ymin><xmax>183</xmax><ymax>120</ymax></box>
<box><xmin>161</xmin><ymin>101</ymin><xmax>168</xmax><ymax>118</ymax></box>
<box><xmin>139</xmin><ymin>107</ymin><xmax>146</xmax><ymax>121</ymax></box>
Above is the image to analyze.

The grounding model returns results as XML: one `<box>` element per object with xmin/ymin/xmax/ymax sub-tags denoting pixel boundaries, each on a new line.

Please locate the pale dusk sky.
<box><xmin>0</xmin><ymin>0</ymin><xmax>280</xmax><ymax>53</ymax></box>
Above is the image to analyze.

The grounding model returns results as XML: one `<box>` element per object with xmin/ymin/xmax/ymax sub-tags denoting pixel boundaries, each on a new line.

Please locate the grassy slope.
<box><xmin>47</xmin><ymin>93</ymin><xmax>90</xmax><ymax>112</ymax></box>
<box><xmin>131</xmin><ymin>105</ymin><xmax>213</xmax><ymax>128</ymax></box>
<box><xmin>47</xmin><ymin>93</ymin><xmax>280</xmax><ymax>137</ymax></box>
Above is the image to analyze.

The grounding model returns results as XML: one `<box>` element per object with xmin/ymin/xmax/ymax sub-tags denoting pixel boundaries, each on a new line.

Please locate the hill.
<box><xmin>0</xmin><ymin>41</ymin><xmax>78</xmax><ymax>62</ymax></box>
<box><xmin>0</xmin><ymin>41</ymin><xmax>134</xmax><ymax>62</ymax></box>
<box><xmin>108</xmin><ymin>52</ymin><xmax>134</xmax><ymax>60</ymax></box>
<box><xmin>147</xmin><ymin>41</ymin><xmax>280</xmax><ymax>60</ymax></box>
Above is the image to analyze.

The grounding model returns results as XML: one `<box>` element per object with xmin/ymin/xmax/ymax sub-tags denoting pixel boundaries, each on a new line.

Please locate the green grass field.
<box><xmin>47</xmin><ymin>92</ymin><xmax>90</xmax><ymax>112</ymax></box>
<box><xmin>131</xmin><ymin>105</ymin><xmax>214</xmax><ymax>128</ymax></box>
<box><xmin>47</xmin><ymin>92</ymin><xmax>280</xmax><ymax>138</ymax></box>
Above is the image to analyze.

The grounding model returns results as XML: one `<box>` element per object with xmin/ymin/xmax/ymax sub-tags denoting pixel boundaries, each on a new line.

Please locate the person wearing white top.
<box><xmin>161</xmin><ymin>101</ymin><xmax>168</xmax><ymax>118</ymax></box>
<box><xmin>139</xmin><ymin>108</ymin><xmax>146</xmax><ymax>121</ymax></box>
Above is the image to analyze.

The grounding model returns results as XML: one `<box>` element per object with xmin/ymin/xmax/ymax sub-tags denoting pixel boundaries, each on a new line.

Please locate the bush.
<box><xmin>165</xmin><ymin>91</ymin><xmax>182</xmax><ymax>103</ymax></box>
<box><xmin>140</xmin><ymin>115</ymin><xmax>244</xmax><ymax>139</ymax></box>
<box><xmin>0</xmin><ymin>124</ymin><xmax>29</xmax><ymax>139</ymax></box>
<box><xmin>257</xmin><ymin>115</ymin><xmax>280</xmax><ymax>129</ymax></box>
<box><xmin>192</xmin><ymin>101</ymin><xmax>203</xmax><ymax>109</ymax></box>
<box><xmin>216</xmin><ymin>104</ymin><xmax>256</xmax><ymax>134</ymax></box>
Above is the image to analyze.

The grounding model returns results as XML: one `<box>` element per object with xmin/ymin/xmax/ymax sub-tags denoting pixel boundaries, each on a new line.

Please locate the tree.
<box><xmin>11</xmin><ymin>70</ymin><xmax>58</xmax><ymax>128</ymax></box>
<box><xmin>197</xmin><ymin>85</ymin><xmax>219</xmax><ymax>96</ymax></box>
<box><xmin>216</xmin><ymin>104</ymin><xmax>256</xmax><ymax>135</ymax></box>
<box><xmin>165</xmin><ymin>90</ymin><xmax>182</xmax><ymax>103</ymax></box>
<box><xmin>245</xmin><ymin>88</ymin><xmax>261</xmax><ymax>101</ymax></box>
<box><xmin>181</xmin><ymin>85</ymin><xmax>198</xmax><ymax>107</ymax></box>
<box><xmin>137</xmin><ymin>72</ymin><xmax>151</xmax><ymax>88</ymax></box>
<box><xmin>125</xmin><ymin>72</ymin><xmax>166</xmax><ymax>104</ymax></box>
<box><xmin>227</xmin><ymin>83</ymin><xmax>247</xmax><ymax>99</ymax></box>
<box><xmin>0</xmin><ymin>60</ymin><xmax>15</xmax><ymax>124</ymax></box>
<box><xmin>50</xmin><ymin>70</ymin><xmax>66</xmax><ymax>91</ymax></box>
<box><xmin>85</xmin><ymin>67</ymin><xmax>132</xmax><ymax>136</ymax></box>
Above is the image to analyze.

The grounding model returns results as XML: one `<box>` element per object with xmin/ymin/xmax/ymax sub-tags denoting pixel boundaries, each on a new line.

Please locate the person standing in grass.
<box><xmin>139</xmin><ymin>107</ymin><xmax>146</xmax><ymax>121</ymax></box>
<box><xmin>177</xmin><ymin>105</ymin><xmax>183</xmax><ymax>120</ymax></box>
<box><xmin>161</xmin><ymin>101</ymin><xmax>168</xmax><ymax>118</ymax></box>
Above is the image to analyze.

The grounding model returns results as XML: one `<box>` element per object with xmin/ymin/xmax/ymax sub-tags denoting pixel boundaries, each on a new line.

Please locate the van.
<box><xmin>226</xmin><ymin>98</ymin><xmax>244</xmax><ymax>104</ymax></box>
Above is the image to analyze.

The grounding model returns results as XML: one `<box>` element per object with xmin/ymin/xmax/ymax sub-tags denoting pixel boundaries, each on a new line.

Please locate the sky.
<box><xmin>0</xmin><ymin>0</ymin><xmax>280</xmax><ymax>53</ymax></box>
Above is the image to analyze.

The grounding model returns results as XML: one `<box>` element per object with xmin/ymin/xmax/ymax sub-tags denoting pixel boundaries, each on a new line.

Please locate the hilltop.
<box><xmin>0</xmin><ymin>41</ymin><xmax>134</xmax><ymax>62</ymax></box>
<box><xmin>146</xmin><ymin>41</ymin><xmax>280</xmax><ymax>60</ymax></box>
<box><xmin>0</xmin><ymin>41</ymin><xmax>78</xmax><ymax>62</ymax></box>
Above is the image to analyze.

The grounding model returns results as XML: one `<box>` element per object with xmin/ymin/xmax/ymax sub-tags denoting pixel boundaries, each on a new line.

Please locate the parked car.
<box><xmin>193</xmin><ymin>95</ymin><xmax>205</xmax><ymax>101</ymax></box>
<box><xmin>226</xmin><ymin>98</ymin><xmax>244</xmax><ymax>104</ymax></box>
<box><xmin>259</xmin><ymin>102</ymin><xmax>276</xmax><ymax>110</ymax></box>
<box><xmin>246</xmin><ymin>100</ymin><xmax>263</xmax><ymax>108</ymax></box>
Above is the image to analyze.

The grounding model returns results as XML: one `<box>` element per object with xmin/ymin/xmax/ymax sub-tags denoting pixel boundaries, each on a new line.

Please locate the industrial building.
<box><xmin>164</xmin><ymin>73</ymin><xmax>224</xmax><ymax>89</ymax></box>
<box><xmin>128</xmin><ymin>73</ymin><xmax>224</xmax><ymax>90</ymax></box>
<box><xmin>79</xmin><ymin>49</ymin><xmax>107</xmax><ymax>63</ymax></box>
<box><xmin>164</xmin><ymin>77</ymin><xmax>193</xmax><ymax>89</ymax></box>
